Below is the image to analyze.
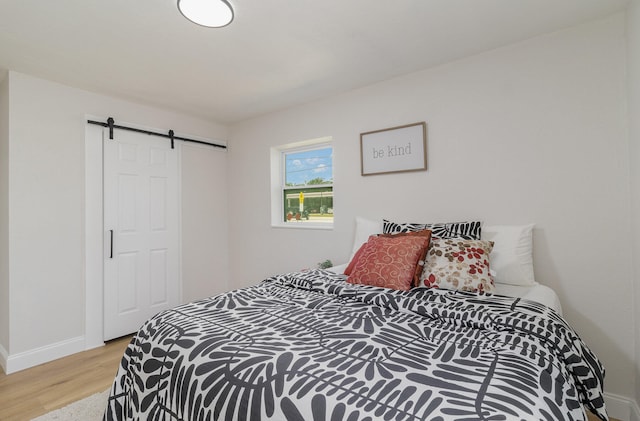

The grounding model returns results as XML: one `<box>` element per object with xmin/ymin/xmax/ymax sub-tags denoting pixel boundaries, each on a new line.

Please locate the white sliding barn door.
<box><xmin>103</xmin><ymin>129</ymin><xmax>180</xmax><ymax>341</ymax></box>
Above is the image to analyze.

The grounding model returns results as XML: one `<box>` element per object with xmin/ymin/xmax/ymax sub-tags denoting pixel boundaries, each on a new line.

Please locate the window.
<box><xmin>271</xmin><ymin>138</ymin><xmax>333</xmax><ymax>228</ymax></box>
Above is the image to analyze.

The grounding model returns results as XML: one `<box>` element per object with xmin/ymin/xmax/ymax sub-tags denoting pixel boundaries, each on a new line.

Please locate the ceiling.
<box><xmin>0</xmin><ymin>0</ymin><xmax>629</xmax><ymax>124</ymax></box>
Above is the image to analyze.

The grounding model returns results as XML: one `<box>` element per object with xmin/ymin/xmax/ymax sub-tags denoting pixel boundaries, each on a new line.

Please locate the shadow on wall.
<box><xmin>533</xmin><ymin>228</ymin><xmax>632</xmax><ymax>402</ymax></box>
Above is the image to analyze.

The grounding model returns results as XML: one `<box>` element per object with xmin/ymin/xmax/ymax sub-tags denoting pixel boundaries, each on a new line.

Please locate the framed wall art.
<box><xmin>360</xmin><ymin>122</ymin><xmax>427</xmax><ymax>176</ymax></box>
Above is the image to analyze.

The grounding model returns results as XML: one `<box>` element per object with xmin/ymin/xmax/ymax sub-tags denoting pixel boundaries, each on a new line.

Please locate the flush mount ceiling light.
<box><xmin>178</xmin><ymin>0</ymin><xmax>234</xmax><ymax>28</ymax></box>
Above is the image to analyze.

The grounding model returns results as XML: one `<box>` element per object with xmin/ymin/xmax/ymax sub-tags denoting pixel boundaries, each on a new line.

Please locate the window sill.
<box><xmin>271</xmin><ymin>222</ymin><xmax>334</xmax><ymax>231</ymax></box>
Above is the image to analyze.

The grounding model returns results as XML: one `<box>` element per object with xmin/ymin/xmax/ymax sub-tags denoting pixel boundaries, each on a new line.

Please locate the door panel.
<box><xmin>117</xmin><ymin>252</ymin><xmax>138</xmax><ymax>313</ymax></box>
<box><xmin>149</xmin><ymin>248</ymin><xmax>168</xmax><ymax>306</ymax></box>
<box><xmin>118</xmin><ymin>174</ymin><xmax>138</xmax><ymax>231</ymax></box>
<box><xmin>149</xmin><ymin>176</ymin><xmax>168</xmax><ymax>230</ymax></box>
<box><xmin>104</xmin><ymin>129</ymin><xmax>180</xmax><ymax>341</ymax></box>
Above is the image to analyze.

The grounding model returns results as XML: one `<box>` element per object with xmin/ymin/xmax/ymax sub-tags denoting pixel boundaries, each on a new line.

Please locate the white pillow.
<box><xmin>326</xmin><ymin>263</ymin><xmax>348</xmax><ymax>274</ymax></box>
<box><xmin>349</xmin><ymin>217</ymin><xmax>382</xmax><ymax>262</ymax></box>
<box><xmin>482</xmin><ymin>224</ymin><xmax>536</xmax><ymax>286</ymax></box>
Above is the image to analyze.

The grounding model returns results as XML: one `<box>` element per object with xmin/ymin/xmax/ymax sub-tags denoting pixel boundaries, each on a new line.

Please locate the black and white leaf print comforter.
<box><xmin>104</xmin><ymin>269</ymin><xmax>607</xmax><ymax>421</ymax></box>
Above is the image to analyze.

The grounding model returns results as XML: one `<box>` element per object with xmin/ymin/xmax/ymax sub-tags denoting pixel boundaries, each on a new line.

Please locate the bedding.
<box><xmin>104</xmin><ymin>269</ymin><xmax>606</xmax><ymax>421</ymax></box>
<box><xmin>344</xmin><ymin>230</ymin><xmax>431</xmax><ymax>291</ymax></box>
<box><xmin>418</xmin><ymin>238</ymin><xmax>495</xmax><ymax>293</ymax></box>
<box><xmin>382</xmin><ymin>219</ymin><xmax>482</xmax><ymax>240</ymax></box>
<box><xmin>346</xmin><ymin>234</ymin><xmax>431</xmax><ymax>291</ymax></box>
<box><xmin>332</xmin><ymin>263</ymin><xmax>564</xmax><ymax>315</ymax></box>
<box><xmin>351</xmin><ymin>218</ymin><xmax>538</xmax><ymax>287</ymax></box>
<box><xmin>482</xmin><ymin>224</ymin><xmax>536</xmax><ymax>286</ymax></box>
<box><xmin>494</xmin><ymin>282</ymin><xmax>563</xmax><ymax>316</ymax></box>
<box><xmin>348</xmin><ymin>217</ymin><xmax>383</xmax><ymax>261</ymax></box>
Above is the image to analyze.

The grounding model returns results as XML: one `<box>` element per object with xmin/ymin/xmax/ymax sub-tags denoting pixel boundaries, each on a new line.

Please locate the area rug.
<box><xmin>31</xmin><ymin>389</ymin><xmax>108</xmax><ymax>421</ymax></box>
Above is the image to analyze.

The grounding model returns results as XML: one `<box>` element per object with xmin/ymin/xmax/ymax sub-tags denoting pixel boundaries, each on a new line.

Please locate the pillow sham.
<box><xmin>345</xmin><ymin>229</ymin><xmax>432</xmax><ymax>276</ymax></box>
<box><xmin>482</xmin><ymin>224</ymin><xmax>535</xmax><ymax>286</ymax></box>
<box><xmin>344</xmin><ymin>239</ymin><xmax>368</xmax><ymax>276</ymax></box>
<box><xmin>378</xmin><ymin>229</ymin><xmax>433</xmax><ymax>240</ymax></box>
<box><xmin>383</xmin><ymin>219</ymin><xmax>482</xmax><ymax>240</ymax></box>
<box><xmin>347</xmin><ymin>235</ymin><xmax>431</xmax><ymax>291</ymax></box>
<box><xmin>418</xmin><ymin>238</ymin><xmax>495</xmax><ymax>293</ymax></box>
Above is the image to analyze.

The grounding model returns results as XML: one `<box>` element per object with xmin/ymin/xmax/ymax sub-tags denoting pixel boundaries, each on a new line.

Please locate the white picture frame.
<box><xmin>360</xmin><ymin>122</ymin><xmax>427</xmax><ymax>176</ymax></box>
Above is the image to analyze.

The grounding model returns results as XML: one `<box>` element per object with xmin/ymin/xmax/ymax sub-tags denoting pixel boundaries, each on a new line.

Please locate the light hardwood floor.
<box><xmin>0</xmin><ymin>334</ymin><xmax>618</xmax><ymax>421</ymax></box>
<box><xmin>0</xmin><ymin>335</ymin><xmax>131</xmax><ymax>421</ymax></box>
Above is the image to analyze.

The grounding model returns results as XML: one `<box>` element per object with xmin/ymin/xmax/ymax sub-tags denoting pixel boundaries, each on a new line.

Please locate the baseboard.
<box><xmin>605</xmin><ymin>392</ymin><xmax>640</xmax><ymax>421</ymax></box>
<box><xmin>0</xmin><ymin>342</ymin><xmax>8</xmax><ymax>374</ymax></box>
<box><xmin>630</xmin><ymin>395</ymin><xmax>640</xmax><ymax>421</ymax></box>
<box><xmin>3</xmin><ymin>335</ymin><xmax>85</xmax><ymax>374</ymax></box>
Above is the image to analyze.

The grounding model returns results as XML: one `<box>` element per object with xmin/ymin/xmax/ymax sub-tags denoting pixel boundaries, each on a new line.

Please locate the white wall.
<box><xmin>627</xmin><ymin>0</ymin><xmax>640</xmax><ymax>412</ymax></box>
<box><xmin>1</xmin><ymin>71</ymin><xmax>229</xmax><ymax>372</ymax></box>
<box><xmin>0</xmin><ymin>74</ymin><xmax>9</xmax><ymax>367</ymax></box>
<box><xmin>181</xmin><ymin>142</ymin><xmax>229</xmax><ymax>302</ymax></box>
<box><xmin>229</xmin><ymin>14</ymin><xmax>634</xmax><ymax>404</ymax></box>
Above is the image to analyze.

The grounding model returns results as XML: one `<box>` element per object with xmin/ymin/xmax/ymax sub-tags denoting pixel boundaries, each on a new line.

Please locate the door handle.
<box><xmin>109</xmin><ymin>229</ymin><xmax>113</xmax><ymax>259</ymax></box>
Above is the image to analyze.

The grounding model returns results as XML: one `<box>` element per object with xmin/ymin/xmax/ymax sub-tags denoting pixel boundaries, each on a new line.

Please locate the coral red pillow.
<box><xmin>347</xmin><ymin>235</ymin><xmax>431</xmax><ymax>291</ymax></box>
<box><xmin>378</xmin><ymin>229</ymin><xmax>432</xmax><ymax>285</ymax></box>
<box><xmin>345</xmin><ymin>230</ymin><xmax>432</xmax><ymax>278</ymax></box>
<box><xmin>344</xmin><ymin>239</ymin><xmax>369</xmax><ymax>276</ymax></box>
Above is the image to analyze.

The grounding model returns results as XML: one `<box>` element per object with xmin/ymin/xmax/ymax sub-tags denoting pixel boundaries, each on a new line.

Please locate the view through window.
<box><xmin>283</xmin><ymin>146</ymin><xmax>333</xmax><ymax>224</ymax></box>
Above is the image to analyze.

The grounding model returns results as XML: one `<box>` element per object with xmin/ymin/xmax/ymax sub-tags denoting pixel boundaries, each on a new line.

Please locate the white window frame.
<box><xmin>270</xmin><ymin>136</ymin><xmax>333</xmax><ymax>230</ymax></box>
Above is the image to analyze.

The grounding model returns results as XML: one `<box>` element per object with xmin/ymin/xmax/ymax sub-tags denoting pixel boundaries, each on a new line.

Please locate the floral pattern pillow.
<box><xmin>419</xmin><ymin>238</ymin><xmax>495</xmax><ymax>293</ymax></box>
<box><xmin>347</xmin><ymin>235</ymin><xmax>431</xmax><ymax>291</ymax></box>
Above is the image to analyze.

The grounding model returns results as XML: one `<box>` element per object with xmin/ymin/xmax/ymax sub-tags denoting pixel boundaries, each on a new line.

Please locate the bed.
<box><xmin>103</xmin><ymin>220</ymin><xmax>607</xmax><ymax>421</ymax></box>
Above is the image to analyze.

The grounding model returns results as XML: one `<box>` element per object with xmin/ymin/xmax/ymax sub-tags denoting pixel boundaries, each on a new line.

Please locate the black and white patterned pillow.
<box><xmin>382</xmin><ymin>219</ymin><xmax>482</xmax><ymax>240</ymax></box>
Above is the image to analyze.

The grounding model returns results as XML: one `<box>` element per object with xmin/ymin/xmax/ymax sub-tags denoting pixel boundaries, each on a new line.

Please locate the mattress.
<box><xmin>495</xmin><ymin>282</ymin><xmax>563</xmax><ymax>315</ymax></box>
